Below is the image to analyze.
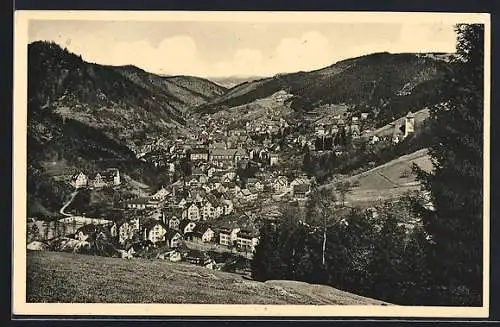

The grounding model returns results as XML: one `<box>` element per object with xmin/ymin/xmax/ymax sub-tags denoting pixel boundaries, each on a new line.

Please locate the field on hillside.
<box><xmin>323</xmin><ymin>149</ymin><xmax>433</xmax><ymax>206</ymax></box>
<box><xmin>27</xmin><ymin>251</ymin><xmax>388</xmax><ymax>305</ymax></box>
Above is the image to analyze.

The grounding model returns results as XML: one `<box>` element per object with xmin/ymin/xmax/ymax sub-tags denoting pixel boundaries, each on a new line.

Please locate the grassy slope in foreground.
<box><xmin>27</xmin><ymin>251</ymin><xmax>388</xmax><ymax>305</ymax></box>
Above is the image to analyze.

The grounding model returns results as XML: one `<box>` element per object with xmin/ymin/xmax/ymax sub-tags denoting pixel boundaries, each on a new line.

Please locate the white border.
<box><xmin>12</xmin><ymin>10</ymin><xmax>491</xmax><ymax>318</ymax></box>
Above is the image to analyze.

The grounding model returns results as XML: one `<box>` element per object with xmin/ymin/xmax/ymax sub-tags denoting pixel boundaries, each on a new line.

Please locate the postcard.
<box><xmin>13</xmin><ymin>10</ymin><xmax>491</xmax><ymax>318</ymax></box>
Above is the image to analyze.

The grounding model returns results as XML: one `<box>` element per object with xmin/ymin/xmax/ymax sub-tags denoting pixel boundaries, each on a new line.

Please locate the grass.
<box><xmin>322</xmin><ymin>149</ymin><xmax>432</xmax><ymax>206</ymax></box>
<box><xmin>27</xmin><ymin>251</ymin><xmax>388</xmax><ymax>305</ymax></box>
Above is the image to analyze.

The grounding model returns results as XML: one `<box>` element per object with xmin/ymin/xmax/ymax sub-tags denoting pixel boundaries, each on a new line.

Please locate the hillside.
<box><xmin>114</xmin><ymin>66</ymin><xmax>227</xmax><ymax>114</ymax></box>
<box><xmin>27</xmin><ymin>107</ymin><xmax>158</xmax><ymax>216</ymax></box>
<box><xmin>197</xmin><ymin>52</ymin><xmax>453</xmax><ymax>127</ymax></box>
<box><xmin>322</xmin><ymin>149</ymin><xmax>433</xmax><ymax>207</ymax></box>
<box><xmin>28</xmin><ymin>41</ymin><xmax>227</xmax><ymax>145</ymax></box>
<box><xmin>27</xmin><ymin>41</ymin><xmax>227</xmax><ymax>216</ymax></box>
<box><xmin>27</xmin><ymin>251</ymin><xmax>389</xmax><ymax>305</ymax></box>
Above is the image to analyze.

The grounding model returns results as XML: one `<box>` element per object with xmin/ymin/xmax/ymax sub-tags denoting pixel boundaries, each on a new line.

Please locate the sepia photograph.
<box><xmin>12</xmin><ymin>11</ymin><xmax>490</xmax><ymax>317</ymax></box>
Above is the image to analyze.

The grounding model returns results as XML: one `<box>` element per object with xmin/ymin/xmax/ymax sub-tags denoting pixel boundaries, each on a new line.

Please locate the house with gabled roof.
<box><xmin>185</xmin><ymin>249</ymin><xmax>213</xmax><ymax>268</ymax></box>
<box><xmin>115</xmin><ymin>218</ymin><xmax>140</xmax><ymax>245</ymax></box>
<box><xmin>179</xmin><ymin>219</ymin><xmax>196</xmax><ymax>235</ymax></box>
<box><xmin>200</xmin><ymin>199</ymin><xmax>216</xmax><ymax>220</ymax></box>
<box><xmin>272</xmin><ymin>176</ymin><xmax>289</xmax><ymax>194</ymax></box>
<box><xmin>237</xmin><ymin>188</ymin><xmax>257</xmax><ymax>201</ymax></box>
<box><xmin>126</xmin><ymin>197</ymin><xmax>149</xmax><ymax>210</ymax></box>
<box><xmin>71</xmin><ymin>171</ymin><xmax>88</xmax><ymax>189</ymax></box>
<box><xmin>163</xmin><ymin>228</ymin><xmax>183</xmax><ymax>248</ymax></box>
<box><xmin>190</xmin><ymin>148</ymin><xmax>209</xmax><ymax>162</ymax></box>
<box><xmin>167</xmin><ymin>216</ymin><xmax>181</xmax><ymax>231</ymax></box>
<box><xmin>235</xmin><ymin>229</ymin><xmax>260</xmax><ymax>252</ymax></box>
<box><xmin>185</xmin><ymin>222</ymin><xmax>214</xmax><ymax>243</ymax></box>
<box><xmin>218</xmin><ymin>227</ymin><xmax>241</xmax><ymax>247</ymax></box>
<box><xmin>142</xmin><ymin>220</ymin><xmax>169</xmax><ymax>244</ymax></box>
<box><xmin>151</xmin><ymin>187</ymin><xmax>170</xmax><ymax>202</ymax></box>
<box><xmin>246</xmin><ymin>178</ymin><xmax>264</xmax><ymax>192</ymax></box>
<box><xmin>89</xmin><ymin>172</ymin><xmax>106</xmax><ymax>189</ymax></box>
<box><xmin>184</xmin><ymin>203</ymin><xmax>200</xmax><ymax>221</ymax></box>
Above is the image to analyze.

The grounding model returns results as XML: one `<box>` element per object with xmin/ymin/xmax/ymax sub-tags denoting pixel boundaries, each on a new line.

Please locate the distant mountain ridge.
<box><xmin>207</xmin><ymin>76</ymin><xmax>268</xmax><ymax>89</ymax></box>
<box><xmin>197</xmin><ymin>51</ymin><xmax>454</xmax><ymax>127</ymax></box>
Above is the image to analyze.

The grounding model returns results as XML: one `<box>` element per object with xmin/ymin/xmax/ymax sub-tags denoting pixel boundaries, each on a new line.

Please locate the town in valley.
<box><xmin>23</xmin><ymin>17</ymin><xmax>485</xmax><ymax>306</ymax></box>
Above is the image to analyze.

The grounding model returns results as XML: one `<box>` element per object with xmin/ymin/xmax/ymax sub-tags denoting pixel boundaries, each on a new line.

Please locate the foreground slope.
<box><xmin>27</xmin><ymin>251</ymin><xmax>388</xmax><ymax>305</ymax></box>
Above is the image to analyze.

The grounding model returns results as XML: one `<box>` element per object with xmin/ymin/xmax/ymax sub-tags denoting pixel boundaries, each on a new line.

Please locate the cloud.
<box><xmin>271</xmin><ymin>31</ymin><xmax>333</xmax><ymax>72</ymax></box>
<box><xmin>38</xmin><ymin>32</ymin><xmax>207</xmax><ymax>76</ymax></box>
<box><xmin>395</xmin><ymin>23</ymin><xmax>457</xmax><ymax>53</ymax></box>
<box><xmin>210</xmin><ymin>30</ymin><xmax>335</xmax><ymax>77</ymax></box>
<box><xmin>32</xmin><ymin>24</ymin><xmax>457</xmax><ymax>78</ymax></box>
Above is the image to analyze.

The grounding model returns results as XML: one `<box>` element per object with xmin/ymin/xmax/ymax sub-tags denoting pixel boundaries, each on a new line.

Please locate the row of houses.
<box><xmin>110</xmin><ymin>216</ymin><xmax>259</xmax><ymax>252</ymax></box>
<box><xmin>70</xmin><ymin>168</ymin><xmax>121</xmax><ymax>189</ymax></box>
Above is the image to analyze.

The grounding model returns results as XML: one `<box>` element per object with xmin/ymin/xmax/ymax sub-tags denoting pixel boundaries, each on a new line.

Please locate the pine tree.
<box><xmin>413</xmin><ymin>24</ymin><xmax>484</xmax><ymax>305</ymax></box>
<box><xmin>366</xmin><ymin>209</ymin><xmax>406</xmax><ymax>302</ymax></box>
<box><xmin>251</xmin><ymin>221</ymin><xmax>281</xmax><ymax>281</ymax></box>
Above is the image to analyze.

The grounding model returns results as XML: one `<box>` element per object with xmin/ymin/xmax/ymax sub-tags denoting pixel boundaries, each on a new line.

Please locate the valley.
<box><xmin>26</xmin><ymin>41</ymin><xmax>450</xmax><ymax>305</ymax></box>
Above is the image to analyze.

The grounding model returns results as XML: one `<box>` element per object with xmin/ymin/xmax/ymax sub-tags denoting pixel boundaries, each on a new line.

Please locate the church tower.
<box><xmin>404</xmin><ymin>111</ymin><xmax>415</xmax><ymax>138</ymax></box>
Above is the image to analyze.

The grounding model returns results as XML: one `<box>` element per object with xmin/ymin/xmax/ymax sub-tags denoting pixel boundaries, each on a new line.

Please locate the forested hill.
<box><xmin>27</xmin><ymin>41</ymin><xmax>228</xmax><ymax>217</ymax></box>
<box><xmin>28</xmin><ymin>41</ymin><xmax>228</xmax><ymax>144</ymax></box>
<box><xmin>197</xmin><ymin>52</ymin><xmax>454</xmax><ymax>127</ymax></box>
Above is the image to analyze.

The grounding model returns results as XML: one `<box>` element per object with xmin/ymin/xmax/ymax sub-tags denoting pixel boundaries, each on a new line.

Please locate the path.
<box><xmin>59</xmin><ymin>190</ymin><xmax>79</xmax><ymax>217</ymax></box>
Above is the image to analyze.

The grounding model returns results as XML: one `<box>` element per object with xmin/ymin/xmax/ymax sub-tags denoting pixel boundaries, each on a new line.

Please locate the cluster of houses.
<box><xmin>124</xmin><ymin>166</ymin><xmax>314</xmax><ymax>218</ymax></box>
<box><xmin>108</xmin><ymin>214</ymin><xmax>259</xmax><ymax>255</ymax></box>
<box><xmin>313</xmin><ymin>114</ymin><xmax>366</xmax><ymax>141</ymax></box>
<box><xmin>70</xmin><ymin>168</ymin><xmax>121</xmax><ymax>189</ymax></box>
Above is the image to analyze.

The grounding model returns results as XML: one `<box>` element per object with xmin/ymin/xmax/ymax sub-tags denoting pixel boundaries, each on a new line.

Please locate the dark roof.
<box><xmin>210</xmin><ymin>189</ymin><xmax>222</xmax><ymax>198</ymax></box>
<box><xmin>101</xmin><ymin>168</ymin><xmax>118</xmax><ymax>179</ymax></box>
<box><xmin>293</xmin><ymin>183</ymin><xmax>311</xmax><ymax>193</ymax></box>
<box><xmin>210</xmin><ymin>148</ymin><xmax>238</xmax><ymax>157</ymax></box>
<box><xmin>142</xmin><ymin>219</ymin><xmax>168</xmax><ymax>232</ymax></box>
<box><xmin>164</xmin><ymin>228</ymin><xmax>181</xmax><ymax>240</ymax></box>
<box><xmin>237</xmin><ymin>232</ymin><xmax>256</xmax><ymax>239</ymax></box>
<box><xmin>127</xmin><ymin>197</ymin><xmax>150</xmax><ymax>205</ymax></box>
<box><xmin>179</xmin><ymin>219</ymin><xmax>195</xmax><ymax>231</ymax></box>
<box><xmin>184</xmin><ymin>231</ymin><xmax>202</xmax><ymax>238</ymax></box>
<box><xmin>186</xmin><ymin>249</ymin><xmax>209</xmax><ymax>259</ymax></box>
<box><xmin>193</xmin><ymin>222</ymin><xmax>212</xmax><ymax>233</ymax></box>
<box><xmin>164</xmin><ymin>206</ymin><xmax>183</xmax><ymax>217</ymax></box>
<box><xmin>223</xmin><ymin>181</ymin><xmax>236</xmax><ymax>188</ymax></box>
<box><xmin>204</xmin><ymin>193</ymin><xmax>218</xmax><ymax>204</ymax></box>
<box><xmin>76</xmin><ymin>224</ymin><xmax>98</xmax><ymax>235</ymax></box>
<box><xmin>126</xmin><ymin>240</ymin><xmax>154</xmax><ymax>251</ymax></box>
<box><xmin>191</xmin><ymin>148</ymin><xmax>209</xmax><ymax>154</ymax></box>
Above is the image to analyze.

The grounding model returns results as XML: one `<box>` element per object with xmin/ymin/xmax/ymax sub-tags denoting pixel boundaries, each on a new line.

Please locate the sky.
<box><xmin>28</xmin><ymin>20</ymin><xmax>458</xmax><ymax>78</ymax></box>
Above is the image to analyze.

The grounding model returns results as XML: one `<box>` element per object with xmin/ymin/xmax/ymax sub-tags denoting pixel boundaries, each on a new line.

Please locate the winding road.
<box><xmin>59</xmin><ymin>190</ymin><xmax>79</xmax><ymax>217</ymax></box>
